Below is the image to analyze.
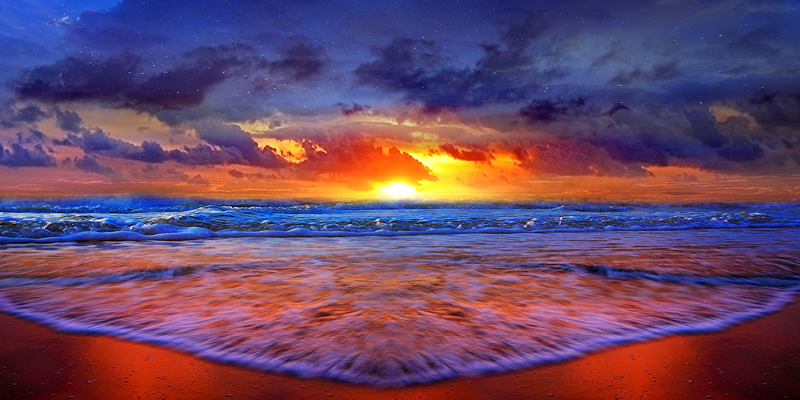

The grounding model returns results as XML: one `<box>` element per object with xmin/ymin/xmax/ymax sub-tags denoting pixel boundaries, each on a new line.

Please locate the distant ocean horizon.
<box><xmin>1</xmin><ymin>198</ymin><xmax>799</xmax><ymax>386</ymax></box>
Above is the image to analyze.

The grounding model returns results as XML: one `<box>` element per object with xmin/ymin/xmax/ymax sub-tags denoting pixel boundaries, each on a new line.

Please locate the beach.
<box><xmin>2</xmin><ymin>299</ymin><xmax>799</xmax><ymax>400</ymax></box>
<box><xmin>1</xmin><ymin>202</ymin><xmax>800</xmax><ymax>399</ymax></box>
<box><xmin>2</xmin><ymin>0</ymin><xmax>799</xmax><ymax>396</ymax></box>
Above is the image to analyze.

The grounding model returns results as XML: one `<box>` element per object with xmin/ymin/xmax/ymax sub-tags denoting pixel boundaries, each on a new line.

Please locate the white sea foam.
<box><xmin>1</xmin><ymin>200</ymin><xmax>799</xmax><ymax>243</ymax></box>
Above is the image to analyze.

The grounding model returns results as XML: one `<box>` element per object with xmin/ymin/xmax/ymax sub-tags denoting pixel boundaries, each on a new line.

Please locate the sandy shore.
<box><xmin>1</xmin><ymin>300</ymin><xmax>799</xmax><ymax>400</ymax></box>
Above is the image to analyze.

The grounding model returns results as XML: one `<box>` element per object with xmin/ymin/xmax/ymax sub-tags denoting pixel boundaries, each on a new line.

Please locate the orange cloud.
<box><xmin>296</xmin><ymin>136</ymin><xmax>438</xmax><ymax>190</ymax></box>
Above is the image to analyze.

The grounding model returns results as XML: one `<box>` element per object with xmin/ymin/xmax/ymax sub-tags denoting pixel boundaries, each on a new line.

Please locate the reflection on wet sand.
<box><xmin>1</xmin><ymin>301</ymin><xmax>799</xmax><ymax>399</ymax></box>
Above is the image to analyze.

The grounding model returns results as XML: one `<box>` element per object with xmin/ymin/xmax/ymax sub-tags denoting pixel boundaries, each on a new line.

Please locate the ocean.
<box><xmin>0</xmin><ymin>199</ymin><xmax>799</xmax><ymax>387</ymax></box>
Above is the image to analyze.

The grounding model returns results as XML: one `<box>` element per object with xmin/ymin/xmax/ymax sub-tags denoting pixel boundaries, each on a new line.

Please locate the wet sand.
<box><xmin>1</xmin><ymin>300</ymin><xmax>799</xmax><ymax>400</ymax></box>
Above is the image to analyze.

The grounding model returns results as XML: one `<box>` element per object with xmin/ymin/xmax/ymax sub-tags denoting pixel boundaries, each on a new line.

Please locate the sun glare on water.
<box><xmin>379</xmin><ymin>182</ymin><xmax>419</xmax><ymax>199</ymax></box>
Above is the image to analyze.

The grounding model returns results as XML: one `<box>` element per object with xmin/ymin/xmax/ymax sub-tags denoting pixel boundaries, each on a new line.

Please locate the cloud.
<box><xmin>435</xmin><ymin>144</ymin><xmax>495</xmax><ymax>164</ymax></box>
<box><xmin>507</xmin><ymin>138</ymin><xmax>655</xmax><ymax>177</ymax></box>
<box><xmin>743</xmin><ymin>91</ymin><xmax>800</xmax><ymax>130</ymax></box>
<box><xmin>55</xmin><ymin>129</ymin><xmax>170</xmax><ymax>163</ymax></box>
<box><xmin>16</xmin><ymin>129</ymin><xmax>47</xmax><ymax>144</ymax></box>
<box><xmin>187</xmin><ymin>174</ymin><xmax>210</xmax><ymax>185</ymax></box>
<box><xmin>74</xmin><ymin>155</ymin><xmax>114</xmax><ymax>175</ymax></box>
<box><xmin>591</xmin><ymin>40</ymin><xmax>622</xmax><ymax>68</ymax></box>
<box><xmin>0</xmin><ymin>103</ymin><xmax>48</xmax><ymax>128</ymax></box>
<box><xmin>716</xmin><ymin>134</ymin><xmax>764</xmax><ymax>162</ymax></box>
<box><xmin>587</xmin><ymin>132</ymin><xmax>677</xmax><ymax>167</ymax></box>
<box><xmin>608</xmin><ymin>59</ymin><xmax>682</xmax><ymax>85</ymax></box>
<box><xmin>14</xmin><ymin>37</ymin><xmax>328</xmax><ymax>125</ymax></box>
<box><xmin>54</xmin><ymin>128</ymin><xmax>257</xmax><ymax>167</ymax></box>
<box><xmin>268</xmin><ymin>35</ymin><xmax>327</xmax><ymax>82</ymax></box>
<box><xmin>0</xmin><ymin>142</ymin><xmax>56</xmax><ymax>167</ymax></box>
<box><xmin>673</xmin><ymin>172</ymin><xmax>700</xmax><ymax>182</ymax></box>
<box><xmin>56</xmin><ymin>126</ymin><xmax>437</xmax><ymax>186</ymax></box>
<box><xmin>686</xmin><ymin>110</ymin><xmax>726</xmax><ymax>148</ymax></box>
<box><xmin>15</xmin><ymin>44</ymin><xmax>261</xmax><ymax>111</ymax></box>
<box><xmin>55</xmin><ymin>108</ymin><xmax>84</xmax><ymax>132</ymax></box>
<box><xmin>518</xmin><ymin>97</ymin><xmax>587</xmax><ymax>124</ymax></box>
<box><xmin>167</xmin><ymin>144</ymin><xmax>248</xmax><ymax>166</ymax></box>
<box><xmin>295</xmin><ymin>136</ymin><xmax>438</xmax><ymax>187</ymax></box>
<box><xmin>228</xmin><ymin>168</ymin><xmax>276</xmax><ymax>181</ymax></box>
<box><xmin>604</xmin><ymin>102</ymin><xmax>630</xmax><ymax>116</ymax></box>
<box><xmin>16</xmin><ymin>52</ymin><xmax>141</xmax><ymax>104</ymax></box>
<box><xmin>10</xmin><ymin>104</ymin><xmax>47</xmax><ymax>124</ymax></box>
<box><xmin>702</xmin><ymin>24</ymin><xmax>791</xmax><ymax>77</ymax></box>
<box><xmin>354</xmin><ymin>16</ymin><xmax>560</xmax><ymax>112</ymax></box>
<box><xmin>337</xmin><ymin>102</ymin><xmax>372</xmax><ymax>117</ymax></box>
<box><xmin>193</xmin><ymin>121</ymin><xmax>288</xmax><ymax>168</ymax></box>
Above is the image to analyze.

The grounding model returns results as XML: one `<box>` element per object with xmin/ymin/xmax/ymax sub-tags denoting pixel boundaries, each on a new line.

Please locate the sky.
<box><xmin>1</xmin><ymin>0</ymin><xmax>799</xmax><ymax>201</ymax></box>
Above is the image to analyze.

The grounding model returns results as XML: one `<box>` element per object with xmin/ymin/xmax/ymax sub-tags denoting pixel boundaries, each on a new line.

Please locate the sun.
<box><xmin>379</xmin><ymin>182</ymin><xmax>419</xmax><ymax>199</ymax></box>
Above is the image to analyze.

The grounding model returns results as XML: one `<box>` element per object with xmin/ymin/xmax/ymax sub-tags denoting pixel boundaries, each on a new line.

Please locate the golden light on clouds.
<box><xmin>710</xmin><ymin>104</ymin><xmax>758</xmax><ymax>129</ymax></box>
<box><xmin>253</xmin><ymin>138</ymin><xmax>306</xmax><ymax>163</ymax></box>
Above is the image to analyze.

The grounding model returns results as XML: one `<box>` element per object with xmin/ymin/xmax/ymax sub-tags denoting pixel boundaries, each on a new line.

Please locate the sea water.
<box><xmin>0</xmin><ymin>199</ymin><xmax>799</xmax><ymax>386</ymax></box>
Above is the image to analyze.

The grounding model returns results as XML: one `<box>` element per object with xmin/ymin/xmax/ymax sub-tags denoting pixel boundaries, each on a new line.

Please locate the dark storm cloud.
<box><xmin>506</xmin><ymin>139</ymin><xmax>654</xmax><ymax>177</ymax></box>
<box><xmin>16</xmin><ymin>52</ymin><xmax>141</xmax><ymax>104</ymax></box>
<box><xmin>337</xmin><ymin>102</ymin><xmax>372</xmax><ymax>117</ymax></box>
<box><xmin>53</xmin><ymin>128</ymin><xmax>268</xmax><ymax>168</ymax></box>
<box><xmin>354</xmin><ymin>15</ymin><xmax>560</xmax><ymax>112</ymax></box>
<box><xmin>74</xmin><ymin>155</ymin><xmax>114</xmax><ymax>175</ymax></box>
<box><xmin>268</xmin><ymin>36</ymin><xmax>327</xmax><ymax>82</ymax></box>
<box><xmin>716</xmin><ymin>135</ymin><xmax>764</xmax><ymax>162</ymax></box>
<box><xmin>15</xmin><ymin>44</ymin><xmax>258</xmax><ymax>111</ymax></box>
<box><xmin>586</xmin><ymin>132</ymin><xmax>673</xmax><ymax>167</ymax></box>
<box><xmin>131</xmin><ymin>43</ymin><xmax>257</xmax><ymax>110</ymax></box>
<box><xmin>9</xmin><ymin>104</ymin><xmax>47</xmax><ymax>124</ymax></box>
<box><xmin>604</xmin><ymin>103</ymin><xmax>630</xmax><ymax>116</ymax></box>
<box><xmin>16</xmin><ymin>129</ymin><xmax>47</xmax><ymax>144</ymax></box>
<box><xmin>167</xmin><ymin>144</ymin><xmax>248</xmax><ymax>166</ymax></box>
<box><xmin>686</xmin><ymin>110</ymin><xmax>726</xmax><ymax>149</ymax></box>
<box><xmin>55</xmin><ymin>109</ymin><xmax>83</xmax><ymax>133</ymax></box>
<box><xmin>3</xmin><ymin>0</ymin><xmax>800</xmax><ymax>183</ymax></box>
<box><xmin>518</xmin><ymin>97</ymin><xmax>587</xmax><ymax>124</ymax></box>
<box><xmin>608</xmin><ymin>59</ymin><xmax>682</xmax><ymax>86</ymax></box>
<box><xmin>0</xmin><ymin>142</ymin><xmax>56</xmax><ymax>167</ymax></box>
<box><xmin>193</xmin><ymin>122</ymin><xmax>288</xmax><ymax>168</ymax></box>
<box><xmin>55</xmin><ymin>129</ymin><xmax>169</xmax><ymax>163</ymax></box>
<box><xmin>750</xmin><ymin>91</ymin><xmax>780</xmax><ymax>106</ymax></box>
<box><xmin>0</xmin><ymin>103</ymin><xmax>48</xmax><ymax>128</ymax></box>
<box><xmin>491</xmin><ymin>92</ymin><xmax>795</xmax><ymax>177</ymax></box>
<box><xmin>14</xmin><ymin>37</ymin><xmax>327</xmax><ymax>123</ymax></box>
<box><xmin>744</xmin><ymin>91</ymin><xmax>800</xmax><ymax>130</ymax></box>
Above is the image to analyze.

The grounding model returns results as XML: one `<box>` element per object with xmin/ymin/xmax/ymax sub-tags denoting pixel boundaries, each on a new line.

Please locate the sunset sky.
<box><xmin>1</xmin><ymin>0</ymin><xmax>799</xmax><ymax>201</ymax></box>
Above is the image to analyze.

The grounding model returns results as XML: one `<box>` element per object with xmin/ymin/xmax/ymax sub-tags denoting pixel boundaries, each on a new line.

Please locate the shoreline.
<box><xmin>1</xmin><ymin>300</ymin><xmax>799</xmax><ymax>399</ymax></box>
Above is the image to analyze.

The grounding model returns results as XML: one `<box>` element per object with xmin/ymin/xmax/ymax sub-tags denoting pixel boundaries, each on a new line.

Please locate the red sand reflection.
<box><xmin>1</xmin><ymin>300</ymin><xmax>799</xmax><ymax>400</ymax></box>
